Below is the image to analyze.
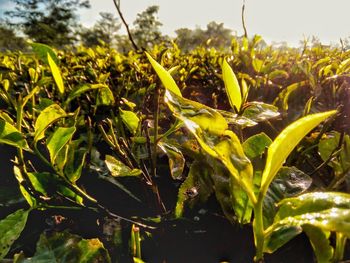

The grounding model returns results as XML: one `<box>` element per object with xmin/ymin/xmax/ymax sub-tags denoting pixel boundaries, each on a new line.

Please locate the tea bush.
<box><xmin>0</xmin><ymin>37</ymin><xmax>349</xmax><ymax>262</ymax></box>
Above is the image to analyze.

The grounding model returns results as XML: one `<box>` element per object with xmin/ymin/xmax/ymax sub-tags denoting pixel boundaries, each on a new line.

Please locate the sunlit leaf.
<box><xmin>303</xmin><ymin>225</ymin><xmax>333</xmax><ymax>263</ymax></box>
<box><xmin>265</xmin><ymin>208</ymin><xmax>350</xmax><ymax>253</ymax></box>
<box><xmin>252</xmin><ymin>58</ymin><xmax>263</xmax><ymax>73</ymax></box>
<box><xmin>133</xmin><ymin>257</ymin><xmax>145</xmax><ymax>263</ymax></box>
<box><xmin>0</xmin><ymin>120</ymin><xmax>28</xmax><ymax>149</ymax></box>
<box><xmin>2</xmin><ymin>79</ymin><xmax>10</xmax><ymax>92</ymax></box>
<box><xmin>222</xmin><ymin>59</ymin><xmax>242</xmax><ymax>111</ymax></box>
<box><xmin>218</xmin><ymin>110</ymin><xmax>257</xmax><ymax>128</ymax></box>
<box><xmin>97</xmin><ymin>86</ymin><xmax>115</xmax><ymax>106</ymax></box>
<box><xmin>242</xmin><ymin>102</ymin><xmax>280</xmax><ymax>122</ymax></box>
<box><xmin>47</xmin><ymin>53</ymin><xmax>65</xmax><ymax>95</ymax></box>
<box><xmin>241</xmin><ymin>79</ymin><xmax>249</xmax><ymax>102</ymax></box>
<box><xmin>165</xmin><ymin>90</ymin><xmax>228</xmax><ymax>136</ymax></box>
<box><xmin>105</xmin><ymin>155</ymin><xmax>142</xmax><ymax>177</ymax></box>
<box><xmin>20</xmin><ymin>231</ymin><xmax>111</xmax><ymax>262</ymax></box>
<box><xmin>337</xmin><ymin>57</ymin><xmax>350</xmax><ymax>74</ymax></box>
<box><xmin>0</xmin><ymin>209</ymin><xmax>29</xmax><ymax>260</ymax></box>
<box><xmin>146</xmin><ymin>52</ymin><xmax>182</xmax><ymax>97</ymax></box>
<box><xmin>120</xmin><ymin>109</ymin><xmax>140</xmax><ymax>135</ymax></box>
<box><xmin>276</xmin><ymin>192</ymin><xmax>350</xmax><ymax>220</ymax></box>
<box><xmin>260</xmin><ymin>110</ymin><xmax>337</xmax><ymax>195</ymax></box>
<box><xmin>47</xmin><ymin>126</ymin><xmax>76</xmax><ymax>163</ymax></box>
<box><xmin>274</xmin><ymin>81</ymin><xmax>307</xmax><ymax>111</ymax></box>
<box><xmin>158</xmin><ymin>141</ymin><xmax>185</xmax><ymax>180</ymax></box>
<box><xmin>268</xmin><ymin>70</ymin><xmax>289</xmax><ymax>80</ymax></box>
<box><xmin>34</xmin><ymin>104</ymin><xmax>67</xmax><ymax>142</ymax></box>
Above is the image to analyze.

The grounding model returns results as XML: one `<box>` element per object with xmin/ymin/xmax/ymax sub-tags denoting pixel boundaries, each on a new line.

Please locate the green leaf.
<box><xmin>303</xmin><ymin>225</ymin><xmax>333</xmax><ymax>263</ymax></box>
<box><xmin>252</xmin><ymin>58</ymin><xmax>264</xmax><ymax>73</ymax></box>
<box><xmin>34</xmin><ymin>104</ymin><xmax>67</xmax><ymax>142</ymax></box>
<box><xmin>242</xmin><ymin>102</ymin><xmax>280</xmax><ymax>122</ymax></box>
<box><xmin>133</xmin><ymin>257</ymin><xmax>146</xmax><ymax>263</ymax></box>
<box><xmin>63</xmin><ymin>140</ymin><xmax>86</xmax><ymax>183</ymax></box>
<box><xmin>66</xmin><ymin>84</ymin><xmax>107</xmax><ymax>104</ymax></box>
<box><xmin>263</xmin><ymin>166</ymin><xmax>312</xmax><ymax>226</ymax></box>
<box><xmin>2</xmin><ymin>79</ymin><xmax>10</xmax><ymax>91</ymax></box>
<box><xmin>120</xmin><ymin>109</ymin><xmax>140</xmax><ymax>135</ymax></box>
<box><xmin>264</xmin><ymin>224</ymin><xmax>302</xmax><ymax>253</ymax></box>
<box><xmin>318</xmin><ymin>132</ymin><xmax>350</xmax><ymax>176</ymax></box>
<box><xmin>276</xmin><ymin>192</ymin><xmax>350</xmax><ymax>220</ymax></box>
<box><xmin>47</xmin><ymin>126</ymin><xmax>76</xmax><ymax>163</ymax></box>
<box><xmin>47</xmin><ymin>53</ymin><xmax>64</xmax><ymax>95</ymax></box>
<box><xmin>165</xmin><ymin>90</ymin><xmax>228</xmax><ymax>136</ymax></box>
<box><xmin>0</xmin><ymin>209</ymin><xmax>29</xmax><ymax>260</ymax></box>
<box><xmin>212</xmin><ymin>131</ymin><xmax>254</xmax><ymax>222</ymax></box>
<box><xmin>97</xmin><ymin>86</ymin><xmax>115</xmax><ymax>106</ymax></box>
<box><xmin>268</xmin><ymin>70</ymin><xmax>289</xmax><ymax>80</ymax></box>
<box><xmin>105</xmin><ymin>155</ymin><xmax>142</xmax><ymax>177</ymax></box>
<box><xmin>15</xmin><ymin>168</ymin><xmax>83</xmax><ymax>205</ymax></box>
<box><xmin>274</xmin><ymin>81</ymin><xmax>307</xmax><ymax>111</ymax></box>
<box><xmin>218</xmin><ymin>110</ymin><xmax>257</xmax><ymax>128</ymax></box>
<box><xmin>146</xmin><ymin>52</ymin><xmax>182</xmax><ymax>97</ymax></box>
<box><xmin>222</xmin><ymin>59</ymin><xmax>242</xmax><ymax>112</ymax></box>
<box><xmin>30</xmin><ymin>43</ymin><xmax>58</xmax><ymax>64</ymax></box>
<box><xmin>260</xmin><ymin>110</ymin><xmax>337</xmax><ymax>195</ymax></box>
<box><xmin>0</xmin><ymin>120</ymin><xmax>28</xmax><ymax>149</ymax></box>
<box><xmin>241</xmin><ymin>79</ymin><xmax>249</xmax><ymax>102</ymax></box>
<box><xmin>167</xmin><ymin>91</ymin><xmax>254</xmax><ymax>204</ymax></box>
<box><xmin>158</xmin><ymin>141</ymin><xmax>185</xmax><ymax>180</ymax></box>
<box><xmin>266</xmin><ymin>208</ymin><xmax>350</xmax><ymax>252</ymax></box>
<box><xmin>243</xmin><ymin>132</ymin><xmax>272</xmax><ymax>160</ymax></box>
<box><xmin>21</xmin><ymin>231</ymin><xmax>111</xmax><ymax>262</ymax></box>
<box><xmin>175</xmin><ymin>161</ymin><xmax>213</xmax><ymax>218</ymax></box>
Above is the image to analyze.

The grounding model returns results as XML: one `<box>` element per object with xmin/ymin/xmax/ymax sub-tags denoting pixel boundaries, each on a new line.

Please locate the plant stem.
<box><xmin>253</xmin><ymin>194</ymin><xmax>265</xmax><ymax>262</ymax></box>
<box><xmin>152</xmin><ymin>83</ymin><xmax>160</xmax><ymax>178</ymax></box>
<box><xmin>333</xmin><ymin>233</ymin><xmax>346</xmax><ymax>262</ymax></box>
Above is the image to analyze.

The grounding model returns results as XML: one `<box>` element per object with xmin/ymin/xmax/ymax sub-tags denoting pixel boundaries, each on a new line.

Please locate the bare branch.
<box><xmin>241</xmin><ymin>0</ymin><xmax>248</xmax><ymax>38</ymax></box>
<box><xmin>112</xmin><ymin>0</ymin><xmax>140</xmax><ymax>51</ymax></box>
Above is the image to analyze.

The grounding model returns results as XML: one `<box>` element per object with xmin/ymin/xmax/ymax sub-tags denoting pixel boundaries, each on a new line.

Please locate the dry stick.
<box><xmin>143</xmin><ymin>121</ymin><xmax>166</xmax><ymax>213</ymax></box>
<box><xmin>112</xmin><ymin>0</ymin><xmax>140</xmax><ymax>51</ymax></box>
<box><xmin>241</xmin><ymin>0</ymin><xmax>248</xmax><ymax>38</ymax></box>
<box><xmin>152</xmin><ymin>84</ymin><xmax>160</xmax><ymax>178</ymax></box>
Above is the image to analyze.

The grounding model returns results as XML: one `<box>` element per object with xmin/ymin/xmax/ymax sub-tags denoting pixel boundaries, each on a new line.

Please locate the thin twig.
<box><xmin>241</xmin><ymin>0</ymin><xmax>248</xmax><ymax>38</ymax></box>
<box><xmin>112</xmin><ymin>0</ymin><xmax>140</xmax><ymax>51</ymax></box>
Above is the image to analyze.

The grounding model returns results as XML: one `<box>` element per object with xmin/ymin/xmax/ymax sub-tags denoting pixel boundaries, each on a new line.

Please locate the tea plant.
<box><xmin>0</xmin><ymin>36</ymin><xmax>349</xmax><ymax>261</ymax></box>
<box><xmin>147</xmin><ymin>52</ymin><xmax>350</xmax><ymax>262</ymax></box>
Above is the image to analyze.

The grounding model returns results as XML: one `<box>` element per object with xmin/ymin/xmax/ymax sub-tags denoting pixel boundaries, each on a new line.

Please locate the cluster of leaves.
<box><xmin>0</xmin><ymin>36</ymin><xmax>349</xmax><ymax>262</ymax></box>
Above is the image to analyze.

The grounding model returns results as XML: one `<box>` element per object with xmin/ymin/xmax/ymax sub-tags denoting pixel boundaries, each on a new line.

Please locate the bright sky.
<box><xmin>1</xmin><ymin>0</ymin><xmax>349</xmax><ymax>46</ymax></box>
<box><xmin>79</xmin><ymin>0</ymin><xmax>350</xmax><ymax>46</ymax></box>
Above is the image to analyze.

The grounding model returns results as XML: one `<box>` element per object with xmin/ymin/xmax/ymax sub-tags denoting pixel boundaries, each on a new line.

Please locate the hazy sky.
<box><xmin>1</xmin><ymin>0</ymin><xmax>349</xmax><ymax>46</ymax></box>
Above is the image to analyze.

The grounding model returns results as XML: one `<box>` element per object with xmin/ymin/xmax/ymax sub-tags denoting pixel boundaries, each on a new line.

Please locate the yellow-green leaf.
<box><xmin>47</xmin><ymin>53</ymin><xmax>64</xmax><ymax>95</ymax></box>
<box><xmin>34</xmin><ymin>104</ymin><xmax>67</xmax><ymax>142</ymax></box>
<box><xmin>47</xmin><ymin>126</ymin><xmax>76</xmax><ymax>163</ymax></box>
<box><xmin>260</xmin><ymin>110</ymin><xmax>337</xmax><ymax>195</ymax></box>
<box><xmin>165</xmin><ymin>89</ymin><xmax>227</xmax><ymax>136</ymax></box>
<box><xmin>0</xmin><ymin>120</ymin><xmax>29</xmax><ymax>149</ymax></box>
<box><xmin>120</xmin><ymin>109</ymin><xmax>140</xmax><ymax>135</ymax></box>
<box><xmin>0</xmin><ymin>209</ymin><xmax>29</xmax><ymax>260</ymax></box>
<box><xmin>222</xmin><ymin>59</ymin><xmax>242</xmax><ymax>112</ymax></box>
<box><xmin>105</xmin><ymin>155</ymin><xmax>142</xmax><ymax>177</ymax></box>
<box><xmin>145</xmin><ymin>52</ymin><xmax>182</xmax><ymax>97</ymax></box>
